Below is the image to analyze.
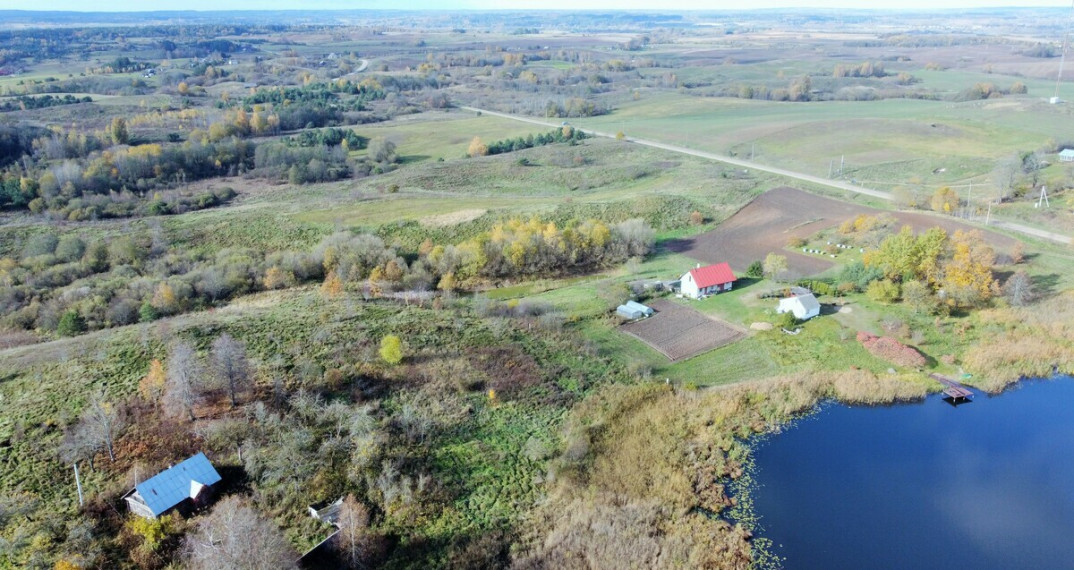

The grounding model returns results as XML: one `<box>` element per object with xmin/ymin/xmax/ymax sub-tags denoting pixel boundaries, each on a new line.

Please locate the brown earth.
<box><xmin>620</xmin><ymin>299</ymin><xmax>744</xmax><ymax>362</ymax></box>
<box><xmin>666</xmin><ymin>186</ymin><xmax>1018</xmax><ymax>278</ymax></box>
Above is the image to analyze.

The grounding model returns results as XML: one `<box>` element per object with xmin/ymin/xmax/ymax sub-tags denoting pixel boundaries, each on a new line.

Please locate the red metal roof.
<box><xmin>689</xmin><ymin>262</ymin><xmax>736</xmax><ymax>288</ymax></box>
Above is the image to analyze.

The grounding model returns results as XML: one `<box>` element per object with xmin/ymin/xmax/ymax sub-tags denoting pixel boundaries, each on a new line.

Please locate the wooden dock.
<box><xmin>930</xmin><ymin>374</ymin><xmax>974</xmax><ymax>401</ymax></box>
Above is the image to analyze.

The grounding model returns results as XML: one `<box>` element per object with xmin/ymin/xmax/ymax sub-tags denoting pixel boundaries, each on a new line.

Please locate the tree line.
<box><xmin>0</xmin><ymin>94</ymin><xmax>93</xmax><ymax>112</ymax></box>
<box><xmin>468</xmin><ymin>126</ymin><xmax>588</xmax><ymax>158</ymax></box>
<box><xmin>0</xmin><ymin>216</ymin><xmax>654</xmax><ymax>337</ymax></box>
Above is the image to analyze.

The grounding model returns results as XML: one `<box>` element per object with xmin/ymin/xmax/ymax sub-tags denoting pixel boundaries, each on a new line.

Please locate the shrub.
<box><xmin>866</xmin><ymin>279</ymin><xmax>900</xmax><ymax>304</ymax></box>
<box><xmin>746</xmin><ymin>260</ymin><xmax>763</xmax><ymax>279</ymax></box>
<box><xmin>56</xmin><ymin>310</ymin><xmax>86</xmax><ymax>336</ymax></box>
<box><xmin>380</xmin><ymin>334</ymin><xmax>403</xmax><ymax>365</ymax></box>
<box><xmin>776</xmin><ymin>311</ymin><xmax>798</xmax><ymax>329</ymax></box>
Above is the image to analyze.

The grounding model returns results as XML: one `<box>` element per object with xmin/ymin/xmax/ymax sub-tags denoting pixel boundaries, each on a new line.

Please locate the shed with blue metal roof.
<box><xmin>123</xmin><ymin>452</ymin><xmax>221</xmax><ymax>518</ymax></box>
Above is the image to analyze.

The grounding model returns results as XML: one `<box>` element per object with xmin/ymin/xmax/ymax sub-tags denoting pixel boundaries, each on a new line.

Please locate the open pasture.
<box><xmin>573</xmin><ymin>93</ymin><xmax>1069</xmax><ymax>188</ymax></box>
<box><xmin>620</xmin><ymin>298</ymin><xmax>744</xmax><ymax>361</ymax></box>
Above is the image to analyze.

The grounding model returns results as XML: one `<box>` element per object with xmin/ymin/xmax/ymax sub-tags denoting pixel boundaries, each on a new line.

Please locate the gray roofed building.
<box><xmin>776</xmin><ymin>287</ymin><xmax>821</xmax><ymax>321</ymax></box>
<box><xmin>124</xmin><ymin>452</ymin><xmax>222</xmax><ymax>518</ymax></box>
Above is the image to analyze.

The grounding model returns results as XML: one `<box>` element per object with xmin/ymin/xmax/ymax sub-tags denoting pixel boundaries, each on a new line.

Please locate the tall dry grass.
<box><xmin>514</xmin><ymin>369</ymin><xmax>931</xmax><ymax>569</ymax></box>
<box><xmin>963</xmin><ymin>291</ymin><xmax>1074</xmax><ymax>392</ymax></box>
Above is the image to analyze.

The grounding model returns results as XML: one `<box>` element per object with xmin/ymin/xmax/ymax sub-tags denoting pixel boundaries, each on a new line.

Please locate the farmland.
<box><xmin>667</xmin><ymin>186</ymin><xmax>1019</xmax><ymax>278</ymax></box>
<box><xmin>620</xmin><ymin>299</ymin><xmax>744</xmax><ymax>361</ymax></box>
<box><xmin>0</xmin><ymin>7</ymin><xmax>1073</xmax><ymax>570</ymax></box>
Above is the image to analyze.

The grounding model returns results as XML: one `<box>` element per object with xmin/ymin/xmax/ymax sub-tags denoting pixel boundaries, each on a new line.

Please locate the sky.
<box><xmin>0</xmin><ymin>0</ymin><xmax>1071</xmax><ymax>11</ymax></box>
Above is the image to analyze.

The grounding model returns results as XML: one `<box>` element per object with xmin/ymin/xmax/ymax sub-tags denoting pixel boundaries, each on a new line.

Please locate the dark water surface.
<box><xmin>751</xmin><ymin>376</ymin><xmax>1074</xmax><ymax>570</ymax></box>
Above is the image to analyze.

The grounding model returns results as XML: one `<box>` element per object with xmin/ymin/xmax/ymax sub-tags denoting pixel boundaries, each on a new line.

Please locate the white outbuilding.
<box><xmin>776</xmin><ymin>287</ymin><xmax>821</xmax><ymax>321</ymax></box>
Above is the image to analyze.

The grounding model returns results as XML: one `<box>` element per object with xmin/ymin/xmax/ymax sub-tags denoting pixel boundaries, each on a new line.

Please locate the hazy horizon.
<box><xmin>0</xmin><ymin>0</ymin><xmax>1071</xmax><ymax>12</ymax></box>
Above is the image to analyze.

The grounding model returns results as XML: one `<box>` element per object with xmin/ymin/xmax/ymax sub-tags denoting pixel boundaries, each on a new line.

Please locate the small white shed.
<box><xmin>776</xmin><ymin>287</ymin><xmax>821</xmax><ymax>321</ymax></box>
<box><xmin>1059</xmin><ymin>149</ymin><xmax>1074</xmax><ymax>163</ymax></box>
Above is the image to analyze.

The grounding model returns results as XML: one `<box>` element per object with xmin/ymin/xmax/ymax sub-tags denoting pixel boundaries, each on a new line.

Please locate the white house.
<box><xmin>1060</xmin><ymin>149</ymin><xmax>1074</xmax><ymax>163</ymax></box>
<box><xmin>776</xmin><ymin>287</ymin><xmax>821</xmax><ymax>321</ymax></box>
<box><xmin>680</xmin><ymin>262</ymin><xmax>736</xmax><ymax>299</ymax></box>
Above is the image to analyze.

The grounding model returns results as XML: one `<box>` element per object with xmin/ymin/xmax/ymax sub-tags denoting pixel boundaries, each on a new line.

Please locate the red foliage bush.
<box><xmin>857</xmin><ymin>331</ymin><xmax>927</xmax><ymax>368</ymax></box>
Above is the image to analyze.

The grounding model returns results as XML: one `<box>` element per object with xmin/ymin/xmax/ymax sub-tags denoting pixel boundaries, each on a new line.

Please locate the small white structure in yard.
<box><xmin>680</xmin><ymin>262</ymin><xmax>737</xmax><ymax>299</ymax></box>
<box><xmin>1060</xmin><ymin>149</ymin><xmax>1074</xmax><ymax>162</ymax></box>
<box><xmin>617</xmin><ymin>300</ymin><xmax>653</xmax><ymax>320</ymax></box>
<box><xmin>776</xmin><ymin>287</ymin><xmax>821</xmax><ymax>321</ymax></box>
<box><xmin>624</xmin><ymin>300</ymin><xmax>653</xmax><ymax>316</ymax></box>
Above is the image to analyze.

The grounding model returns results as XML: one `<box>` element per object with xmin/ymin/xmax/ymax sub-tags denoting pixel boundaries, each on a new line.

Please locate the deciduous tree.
<box><xmin>110</xmin><ymin>117</ymin><xmax>129</xmax><ymax>145</ymax></box>
<box><xmin>139</xmin><ymin>359</ymin><xmax>166</xmax><ymax>401</ymax></box>
<box><xmin>467</xmin><ymin>136</ymin><xmax>488</xmax><ymax>157</ymax></box>
<box><xmin>763</xmin><ymin>253</ymin><xmax>788</xmax><ymax>282</ymax></box>
<box><xmin>335</xmin><ymin>494</ymin><xmax>373</xmax><ymax>569</ymax></box>
<box><xmin>941</xmin><ymin>230</ymin><xmax>998</xmax><ymax>307</ymax></box>
<box><xmin>866</xmin><ymin>278</ymin><xmax>901</xmax><ymax>304</ymax></box>
<box><xmin>66</xmin><ymin>391</ymin><xmax>125</xmax><ymax>463</ymax></box>
<box><xmin>182</xmin><ymin>496</ymin><xmax>298</xmax><ymax>570</ymax></box>
<box><xmin>1004</xmin><ymin>269</ymin><xmax>1036</xmax><ymax>307</ymax></box>
<box><xmin>164</xmin><ymin>340</ymin><xmax>203</xmax><ymax>422</ymax></box>
<box><xmin>930</xmin><ymin>186</ymin><xmax>959</xmax><ymax>214</ymax></box>
<box><xmin>211</xmin><ymin>334</ymin><xmax>251</xmax><ymax>408</ymax></box>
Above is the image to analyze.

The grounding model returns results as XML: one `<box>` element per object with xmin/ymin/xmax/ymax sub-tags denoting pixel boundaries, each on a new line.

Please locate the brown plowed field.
<box><xmin>666</xmin><ymin>187</ymin><xmax>1017</xmax><ymax>277</ymax></box>
<box><xmin>620</xmin><ymin>299</ymin><xmax>744</xmax><ymax>362</ymax></box>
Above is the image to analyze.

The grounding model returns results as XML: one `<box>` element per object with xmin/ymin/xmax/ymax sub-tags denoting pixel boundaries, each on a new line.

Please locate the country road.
<box><xmin>460</xmin><ymin>106</ymin><xmax>1071</xmax><ymax>246</ymax></box>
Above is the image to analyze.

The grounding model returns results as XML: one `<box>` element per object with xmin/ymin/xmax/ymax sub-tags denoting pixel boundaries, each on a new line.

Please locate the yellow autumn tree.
<box><xmin>367</xmin><ymin>266</ymin><xmax>384</xmax><ymax>298</ymax></box>
<box><xmin>322</xmin><ymin>245</ymin><xmax>339</xmax><ymax>274</ymax></box>
<box><xmin>263</xmin><ymin>266</ymin><xmax>293</xmax><ymax>290</ymax></box>
<box><xmin>437</xmin><ymin>272</ymin><xmax>456</xmax><ymax>293</ymax></box>
<box><xmin>941</xmin><ymin>230</ymin><xmax>998</xmax><ymax>307</ymax></box>
<box><xmin>152</xmin><ymin>282</ymin><xmax>178</xmax><ymax>314</ymax></box>
<box><xmin>139</xmin><ymin>359</ymin><xmax>166</xmax><ymax>401</ymax></box>
<box><xmin>930</xmin><ymin>186</ymin><xmax>960</xmax><ymax>214</ymax></box>
<box><xmin>468</xmin><ymin>136</ymin><xmax>488</xmax><ymax>157</ymax></box>
<box><xmin>321</xmin><ymin>271</ymin><xmax>343</xmax><ymax>298</ymax></box>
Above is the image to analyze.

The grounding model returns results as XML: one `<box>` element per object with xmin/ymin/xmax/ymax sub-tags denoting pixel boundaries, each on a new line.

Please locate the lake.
<box><xmin>750</xmin><ymin>376</ymin><xmax>1074</xmax><ymax>569</ymax></box>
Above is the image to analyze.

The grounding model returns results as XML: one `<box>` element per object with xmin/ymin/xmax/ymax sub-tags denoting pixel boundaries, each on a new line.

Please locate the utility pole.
<box><xmin>73</xmin><ymin>463</ymin><xmax>84</xmax><ymax>507</ymax></box>
<box><xmin>967</xmin><ymin>182</ymin><xmax>973</xmax><ymax>220</ymax></box>
<box><xmin>985</xmin><ymin>200</ymin><xmax>993</xmax><ymax>225</ymax></box>
<box><xmin>1038</xmin><ymin>185</ymin><xmax>1050</xmax><ymax>208</ymax></box>
<box><xmin>839</xmin><ymin>155</ymin><xmax>845</xmax><ymax>176</ymax></box>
